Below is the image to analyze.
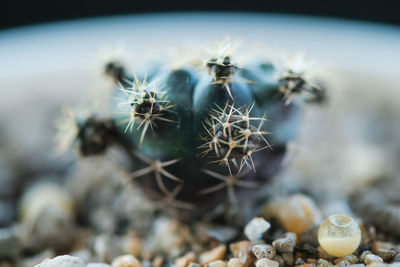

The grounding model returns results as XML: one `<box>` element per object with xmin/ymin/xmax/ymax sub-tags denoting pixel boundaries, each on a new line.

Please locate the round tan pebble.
<box><xmin>227</xmin><ymin>258</ymin><xmax>243</xmax><ymax>267</ymax></box>
<box><xmin>277</xmin><ymin>194</ymin><xmax>322</xmax><ymax>235</ymax></box>
<box><xmin>364</xmin><ymin>254</ymin><xmax>383</xmax><ymax>265</ymax></box>
<box><xmin>256</xmin><ymin>258</ymin><xmax>279</xmax><ymax>267</ymax></box>
<box><xmin>175</xmin><ymin>252</ymin><xmax>196</xmax><ymax>267</ymax></box>
<box><xmin>199</xmin><ymin>245</ymin><xmax>226</xmax><ymax>265</ymax></box>
<box><xmin>207</xmin><ymin>260</ymin><xmax>227</xmax><ymax>267</ymax></box>
<box><xmin>318</xmin><ymin>215</ymin><xmax>361</xmax><ymax>257</ymax></box>
<box><xmin>112</xmin><ymin>255</ymin><xmax>141</xmax><ymax>267</ymax></box>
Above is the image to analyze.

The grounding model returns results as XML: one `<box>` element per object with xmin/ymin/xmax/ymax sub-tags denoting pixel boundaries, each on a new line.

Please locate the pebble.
<box><xmin>244</xmin><ymin>218</ymin><xmax>271</xmax><ymax>241</ymax></box>
<box><xmin>334</xmin><ymin>255</ymin><xmax>358</xmax><ymax>265</ymax></box>
<box><xmin>301</xmin><ymin>226</ymin><xmax>320</xmax><ymax>247</ymax></box>
<box><xmin>229</xmin><ymin>241</ymin><xmax>255</xmax><ymax>267</ymax></box>
<box><xmin>175</xmin><ymin>252</ymin><xmax>196</xmax><ymax>267</ymax></box>
<box><xmin>227</xmin><ymin>258</ymin><xmax>243</xmax><ymax>267</ymax></box>
<box><xmin>393</xmin><ymin>253</ymin><xmax>400</xmax><ymax>262</ymax></box>
<box><xmin>86</xmin><ymin>264</ymin><xmax>112</xmax><ymax>267</ymax></box>
<box><xmin>277</xmin><ymin>194</ymin><xmax>322</xmax><ymax>235</ymax></box>
<box><xmin>199</xmin><ymin>245</ymin><xmax>226</xmax><ymax>265</ymax></box>
<box><xmin>252</xmin><ymin>244</ymin><xmax>276</xmax><ymax>259</ymax></box>
<box><xmin>207</xmin><ymin>260</ymin><xmax>227</xmax><ymax>267</ymax></box>
<box><xmin>296</xmin><ymin>264</ymin><xmax>316</xmax><ymax>267</ymax></box>
<box><xmin>34</xmin><ymin>255</ymin><xmax>85</xmax><ymax>267</ymax></box>
<box><xmin>272</xmin><ymin>255</ymin><xmax>284</xmax><ymax>267</ymax></box>
<box><xmin>318</xmin><ymin>215</ymin><xmax>361</xmax><ymax>258</ymax></box>
<box><xmin>111</xmin><ymin>255</ymin><xmax>141</xmax><ymax>267</ymax></box>
<box><xmin>188</xmin><ymin>263</ymin><xmax>201</xmax><ymax>267</ymax></box>
<box><xmin>21</xmin><ymin>249</ymin><xmax>55</xmax><ymax>267</ymax></box>
<box><xmin>336</xmin><ymin>261</ymin><xmax>351</xmax><ymax>267</ymax></box>
<box><xmin>152</xmin><ymin>256</ymin><xmax>164</xmax><ymax>267</ymax></box>
<box><xmin>375</xmin><ymin>249</ymin><xmax>396</xmax><ymax>261</ymax></box>
<box><xmin>295</xmin><ymin>258</ymin><xmax>307</xmax><ymax>265</ymax></box>
<box><xmin>94</xmin><ymin>234</ymin><xmax>124</xmax><ymax>262</ymax></box>
<box><xmin>316</xmin><ymin>258</ymin><xmax>332</xmax><ymax>267</ymax></box>
<box><xmin>201</xmin><ymin>224</ymin><xmax>239</xmax><ymax>243</ymax></box>
<box><xmin>19</xmin><ymin>181</ymin><xmax>75</xmax><ymax>222</ymax></box>
<box><xmin>282</xmin><ymin>252</ymin><xmax>294</xmax><ymax>266</ymax></box>
<box><xmin>146</xmin><ymin>217</ymin><xmax>190</xmax><ymax>257</ymax></box>
<box><xmin>256</xmin><ymin>258</ymin><xmax>279</xmax><ymax>267</ymax></box>
<box><xmin>372</xmin><ymin>241</ymin><xmax>396</xmax><ymax>252</ymax></box>
<box><xmin>272</xmin><ymin>233</ymin><xmax>297</xmax><ymax>253</ymax></box>
<box><xmin>364</xmin><ymin>254</ymin><xmax>383</xmax><ymax>265</ymax></box>
<box><xmin>360</xmin><ymin>251</ymin><xmax>373</xmax><ymax>262</ymax></box>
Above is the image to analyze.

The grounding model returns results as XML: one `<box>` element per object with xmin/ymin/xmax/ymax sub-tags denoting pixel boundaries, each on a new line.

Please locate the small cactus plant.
<box><xmin>56</xmin><ymin>38</ymin><xmax>325</xmax><ymax>220</ymax></box>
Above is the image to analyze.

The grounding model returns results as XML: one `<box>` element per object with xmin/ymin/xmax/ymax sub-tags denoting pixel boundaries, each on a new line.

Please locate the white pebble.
<box><xmin>112</xmin><ymin>255</ymin><xmax>142</xmax><ymax>267</ymax></box>
<box><xmin>256</xmin><ymin>258</ymin><xmax>279</xmax><ymax>267</ymax></box>
<box><xmin>244</xmin><ymin>217</ymin><xmax>271</xmax><ymax>241</ymax></box>
<box><xmin>35</xmin><ymin>255</ymin><xmax>85</xmax><ymax>267</ymax></box>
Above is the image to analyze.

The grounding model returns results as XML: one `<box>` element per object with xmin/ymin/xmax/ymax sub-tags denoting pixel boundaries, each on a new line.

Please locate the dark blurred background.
<box><xmin>1</xmin><ymin>0</ymin><xmax>400</xmax><ymax>30</ymax></box>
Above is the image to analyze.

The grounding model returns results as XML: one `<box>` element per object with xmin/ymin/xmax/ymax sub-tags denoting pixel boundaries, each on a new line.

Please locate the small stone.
<box><xmin>94</xmin><ymin>234</ymin><xmax>124</xmax><ymax>263</ymax></box>
<box><xmin>256</xmin><ymin>258</ymin><xmax>279</xmax><ymax>267</ymax></box>
<box><xmin>318</xmin><ymin>215</ymin><xmax>361</xmax><ymax>257</ymax></box>
<box><xmin>272</xmin><ymin>255</ymin><xmax>284</xmax><ymax>267</ymax></box>
<box><xmin>272</xmin><ymin>233</ymin><xmax>297</xmax><ymax>253</ymax></box>
<box><xmin>301</xmin><ymin>226</ymin><xmax>320</xmax><ymax>247</ymax></box>
<box><xmin>145</xmin><ymin>217</ymin><xmax>190</xmax><ymax>257</ymax></box>
<box><xmin>372</xmin><ymin>242</ymin><xmax>396</xmax><ymax>252</ymax></box>
<box><xmin>307</xmin><ymin>259</ymin><xmax>317</xmax><ymax>264</ymax></box>
<box><xmin>277</xmin><ymin>194</ymin><xmax>322</xmax><ymax>235</ymax></box>
<box><xmin>348</xmin><ymin>265</ymin><xmax>365</xmax><ymax>267</ymax></box>
<box><xmin>227</xmin><ymin>258</ymin><xmax>243</xmax><ymax>267</ymax></box>
<box><xmin>87</xmin><ymin>264</ymin><xmax>111</xmax><ymax>267</ymax></box>
<box><xmin>393</xmin><ymin>253</ymin><xmax>400</xmax><ymax>262</ymax></box>
<box><xmin>295</xmin><ymin>258</ymin><xmax>307</xmax><ymax>266</ymax></box>
<box><xmin>244</xmin><ymin>218</ymin><xmax>271</xmax><ymax>241</ymax></box>
<box><xmin>207</xmin><ymin>260</ymin><xmax>227</xmax><ymax>267</ymax></box>
<box><xmin>252</xmin><ymin>244</ymin><xmax>276</xmax><ymax>259</ymax></box>
<box><xmin>296</xmin><ymin>264</ymin><xmax>316</xmax><ymax>267</ymax></box>
<box><xmin>282</xmin><ymin>253</ymin><xmax>294</xmax><ymax>266</ymax></box>
<box><xmin>123</xmin><ymin>232</ymin><xmax>142</xmax><ymax>257</ymax></box>
<box><xmin>200</xmin><ymin>245</ymin><xmax>226</xmax><ymax>265</ymax></box>
<box><xmin>201</xmin><ymin>224</ymin><xmax>239</xmax><ymax>243</ymax></box>
<box><xmin>364</xmin><ymin>254</ymin><xmax>383</xmax><ymax>265</ymax></box>
<box><xmin>316</xmin><ymin>258</ymin><xmax>332</xmax><ymax>267</ymax></box>
<box><xmin>152</xmin><ymin>256</ymin><xmax>164</xmax><ymax>267</ymax></box>
<box><xmin>336</xmin><ymin>261</ymin><xmax>351</xmax><ymax>267</ymax></box>
<box><xmin>334</xmin><ymin>255</ymin><xmax>358</xmax><ymax>264</ymax></box>
<box><xmin>188</xmin><ymin>263</ymin><xmax>201</xmax><ymax>267</ymax></box>
<box><xmin>21</xmin><ymin>250</ymin><xmax>55</xmax><ymax>267</ymax></box>
<box><xmin>360</xmin><ymin>251</ymin><xmax>372</xmax><ymax>262</ymax></box>
<box><xmin>176</xmin><ymin>252</ymin><xmax>196</xmax><ymax>267</ymax></box>
<box><xmin>111</xmin><ymin>255</ymin><xmax>141</xmax><ymax>267</ymax></box>
<box><xmin>230</xmin><ymin>241</ymin><xmax>255</xmax><ymax>267</ymax></box>
<box><xmin>34</xmin><ymin>255</ymin><xmax>85</xmax><ymax>267</ymax></box>
<box><xmin>375</xmin><ymin>249</ymin><xmax>396</xmax><ymax>261</ymax></box>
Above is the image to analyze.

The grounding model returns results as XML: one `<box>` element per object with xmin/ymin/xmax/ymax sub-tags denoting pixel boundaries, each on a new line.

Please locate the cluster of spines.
<box><xmin>117</xmin><ymin>75</ymin><xmax>174</xmax><ymax>145</ymax></box>
<box><xmin>199</xmin><ymin>103</ymin><xmax>270</xmax><ymax>174</ymax></box>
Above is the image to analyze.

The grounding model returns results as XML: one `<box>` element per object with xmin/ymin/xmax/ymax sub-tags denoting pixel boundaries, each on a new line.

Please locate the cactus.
<box><xmin>56</xmin><ymin>39</ymin><xmax>325</xmax><ymax>220</ymax></box>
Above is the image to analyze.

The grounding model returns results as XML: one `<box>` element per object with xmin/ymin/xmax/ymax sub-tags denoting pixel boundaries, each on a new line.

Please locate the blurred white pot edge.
<box><xmin>0</xmin><ymin>12</ymin><xmax>400</xmax><ymax>80</ymax></box>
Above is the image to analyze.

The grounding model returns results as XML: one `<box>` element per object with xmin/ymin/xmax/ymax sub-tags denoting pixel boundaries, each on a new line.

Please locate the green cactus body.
<box><xmin>63</xmin><ymin>40</ymin><xmax>325</xmax><ymax>219</ymax></box>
